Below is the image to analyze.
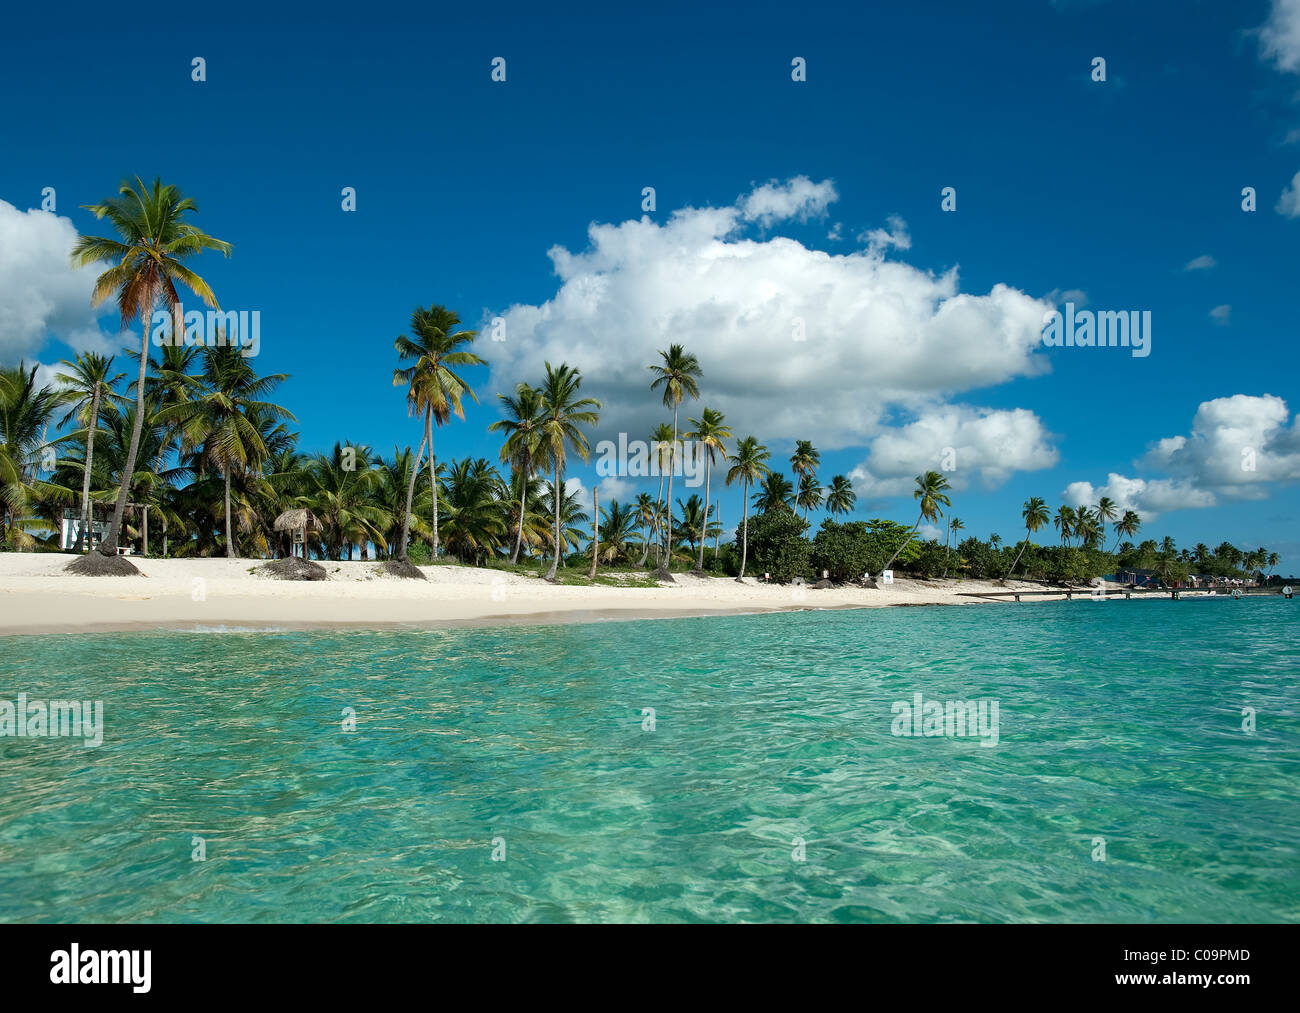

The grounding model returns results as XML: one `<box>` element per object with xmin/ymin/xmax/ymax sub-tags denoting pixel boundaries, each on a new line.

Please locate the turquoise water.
<box><xmin>1</xmin><ymin>597</ymin><xmax>1297</xmax><ymax>923</ymax></box>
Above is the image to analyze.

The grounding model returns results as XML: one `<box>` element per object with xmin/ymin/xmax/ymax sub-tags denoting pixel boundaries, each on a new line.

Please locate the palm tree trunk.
<box><xmin>99</xmin><ymin>330</ymin><xmax>150</xmax><ymax>555</ymax></box>
<box><xmin>942</xmin><ymin>521</ymin><xmax>951</xmax><ymax>578</ymax></box>
<box><xmin>76</xmin><ymin>384</ymin><xmax>102</xmax><ymax>553</ymax></box>
<box><xmin>696</xmin><ymin>453</ymin><xmax>710</xmax><ymax>572</ymax></box>
<box><xmin>427</xmin><ymin>409</ymin><xmax>439</xmax><ymax>558</ymax></box>
<box><xmin>649</xmin><ymin>469</ymin><xmax>665</xmax><ymax>566</ymax></box>
<box><xmin>397</xmin><ymin>433</ymin><xmax>427</xmax><ymax>560</ymax></box>
<box><xmin>882</xmin><ymin>515</ymin><xmax>924</xmax><ymax>575</ymax></box>
<box><xmin>737</xmin><ymin>477</ymin><xmax>750</xmax><ymax>580</ymax></box>
<box><xmin>224</xmin><ymin>467</ymin><xmax>233</xmax><ymax>558</ymax></box>
<box><xmin>143</xmin><ymin>505</ymin><xmax>148</xmax><ymax>556</ymax></box>
<box><xmin>589</xmin><ymin>486</ymin><xmax>598</xmax><ymax>579</ymax></box>
<box><xmin>1004</xmin><ymin>529</ymin><xmax>1031</xmax><ymax>582</ymax></box>
<box><xmin>662</xmin><ymin>407</ymin><xmax>677</xmax><ymax>570</ymax></box>
<box><xmin>546</xmin><ymin>464</ymin><xmax>562</xmax><ymax>580</ymax></box>
<box><xmin>511</xmin><ymin>462</ymin><xmax>527</xmax><ymax>564</ymax></box>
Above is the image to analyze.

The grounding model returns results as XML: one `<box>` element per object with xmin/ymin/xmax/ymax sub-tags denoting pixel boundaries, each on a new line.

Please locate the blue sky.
<box><xmin>2</xmin><ymin>0</ymin><xmax>1298</xmax><ymax>567</ymax></box>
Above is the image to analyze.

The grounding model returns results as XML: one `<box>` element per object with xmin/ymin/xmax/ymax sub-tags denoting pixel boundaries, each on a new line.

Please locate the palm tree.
<box><xmin>648</xmin><ymin>345</ymin><xmax>702</xmax><ymax>570</ymax></box>
<box><xmin>1004</xmin><ymin>497</ymin><xmax>1051</xmax><ymax>581</ymax></box>
<box><xmin>304</xmin><ymin>442</ymin><xmax>388</xmax><ymax>560</ymax></box>
<box><xmin>596</xmin><ymin>499</ymin><xmax>641</xmax><ymax>564</ymax></box>
<box><xmin>392</xmin><ymin>305</ymin><xmax>483</xmax><ymax>562</ymax></box>
<box><xmin>162</xmin><ymin>345</ymin><xmax>293</xmax><ymax>557</ymax></box>
<box><xmin>796</xmin><ymin>472</ymin><xmax>824</xmax><ymax>519</ymax></box>
<box><xmin>753</xmin><ymin>471</ymin><xmax>795</xmax><ymax>513</ymax></box>
<box><xmin>673</xmin><ymin>494</ymin><xmax>719</xmax><ymax>556</ymax></box>
<box><xmin>540</xmin><ymin>474</ymin><xmax>592</xmax><ymax>563</ymax></box>
<box><xmin>489</xmin><ymin>383</ymin><xmax>543</xmax><ymax>564</ymax></box>
<box><xmin>68</xmin><ymin>176</ymin><xmax>231</xmax><ymax>569</ymax></box>
<box><xmin>0</xmin><ymin>365</ymin><xmax>61</xmax><ymax>548</ymax></box>
<box><xmin>1075</xmin><ymin>508</ymin><xmax>1103</xmax><ymax>549</ymax></box>
<box><xmin>942</xmin><ymin>516</ymin><xmax>964</xmax><ymax>578</ymax></box>
<box><xmin>726</xmin><ymin>436</ymin><xmax>770</xmax><ymax>580</ymax></box>
<box><xmin>54</xmin><ymin>352</ymin><xmax>125</xmax><ymax>552</ymax></box>
<box><xmin>684</xmin><ymin>407</ymin><xmax>731</xmax><ymax>572</ymax></box>
<box><xmin>1095</xmin><ymin>496</ymin><xmax>1118</xmax><ymax>549</ymax></box>
<box><xmin>439</xmin><ymin>457</ymin><xmax>509</xmax><ymax>564</ymax></box>
<box><xmin>1054</xmin><ymin>504</ymin><xmax>1076</xmax><ymax>547</ymax></box>
<box><xmin>537</xmin><ymin>363</ymin><xmax>601</xmax><ymax>580</ymax></box>
<box><xmin>882</xmin><ymin>471</ymin><xmax>952</xmax><ymax>575</ymax></box>
<box><xmin>1114</xmin><ymin>509</ymin><xmax>1141</xmax><ymax>548</ymax></box>
<box><xmin>825</xmin><ymin>475</ymin><xmax>856</xmax><ymax>518</ymax></box>
<box><xmin>634</xmin><ymin>492</ymin><xmax>658</xmax><ymax>567</ymax></box>
<box><xmin>648</xmin><ymin>422</ymin><xmax>674</xmax><ymax>565</ymax></box>
<box><xmin>790</xmin><ymin>440</ymin><xmax>820</xmax><ymax>517</ymax></box>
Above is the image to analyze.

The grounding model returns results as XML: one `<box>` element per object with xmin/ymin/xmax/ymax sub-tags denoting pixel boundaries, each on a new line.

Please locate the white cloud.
<box><xmin>1183</xmin><ymin>254</ymin><xmax>1216</xmax><ymax>271</ymax></box>
<box><xmin>1210</xmin><ymin>304</ymin><xmax>1232</xmax><ymax>324</ymax></box>
<box><xmin>1067</xmin><ymin>394</ymin><xmax>1300</xmax><ymax>519</ymax></box>
<box><xmin>1277</xmin><ymin>170</ymin><xmax>1300</xmax><ymax>217</ymax></box>
<box><xmin>1259</xmin><ymin>0</ymin><xmax>1300</xmax><ymax>74</ymax></box>
<box><xmin>487</xmin><ymin>179</ymin><xmax>1054</xmax><ymax>458</ymax></box>
<box><xmin>856</xmin><ymin>214</ymin><xmax>911</xmax><ymax>253</ymax></box>
<box><xmin>738</xmin><ymin>176</ymin><xmax>838</xmax><ymax>229</ymax></box>
<box><xmin>0</xmin><ymin>199</ymin><xmax>119</xmax><ymax>365</ymax></box>
<box><xmin>850</xmin><ymin>405</ymin><xmax>1057</xmax><ymax>497</ymax></box>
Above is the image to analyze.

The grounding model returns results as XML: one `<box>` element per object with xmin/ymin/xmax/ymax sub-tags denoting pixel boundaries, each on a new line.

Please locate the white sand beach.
<box><xmin>0</xmin><ymin>552</ymin><xmax>1112</xmax><ymax>635</ymax></box>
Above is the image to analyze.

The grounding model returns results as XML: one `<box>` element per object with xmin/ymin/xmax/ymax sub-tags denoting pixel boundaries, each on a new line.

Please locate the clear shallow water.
<box><xmin>1</xmin><ymin>598</ymin><xmax>1297</xmax><ymax>923</ymax></box>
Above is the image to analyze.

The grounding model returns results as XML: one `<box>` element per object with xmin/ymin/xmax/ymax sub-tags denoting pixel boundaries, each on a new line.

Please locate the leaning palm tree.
<box><xmin>392</xmin><ymin>305</ymin><xmax>483</xmax><ymax>567</ymax></box>
<box><xmin>54</xmin><ymin>352</ymin><xmax>125</xmax><ymax>552</ymax></box>
<box><xmin>881</xmin><ymin>471</ymin><xmax>952</xmax><ymax>576</ymax></box>
<box><xmin>1114</xmin><ymin>509</ymin><xmax>1141</xmax><ymax>550</ymax></box>
<box><xmin>725</xmin><ymin>436</ymin><xmax>770</xmax><ymax>580</ymax></box>
<box><xmin>1004</xmin><ymin>497</ymin><xmax>1051</xmax><ymax>582</ymax></box>
<box><xmin>489</xmin><ymin>383</ymin><xmax>544</xmax><ymax>564</ymax></box>
<box><xmin>684</xmin><ymin>407</ymin><xmax>731</xmax><ymax>572</ymax></box>
<box><xmin>66</xmin><ymin>176</ymin><xmax>231</xmax><ymax>573</ymax></box>
<box><xmin>942</xmin><ymin>516</ymin><xmax>964</xmax><ymax>578</ymax></box>
<box><xmin>648</xmin><ymin>345</ymin><xmax>702</xmax><ymax>571</ymax></box>
<box><xmin>824</xmin><ymin>475</ymin><xmax>856</xmax><ymax>518</ymax></box>
<box><xmin>537</xmin><ymin>363</ymin><xmax>601</xmax><ymax>581</ymax></box>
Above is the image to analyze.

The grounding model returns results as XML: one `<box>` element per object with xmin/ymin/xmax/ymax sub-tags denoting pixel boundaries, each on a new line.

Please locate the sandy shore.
<box><xmin>0</xmin><ymin>552</ymin><xmax>1106</xmax><ymax>636</ymax></box>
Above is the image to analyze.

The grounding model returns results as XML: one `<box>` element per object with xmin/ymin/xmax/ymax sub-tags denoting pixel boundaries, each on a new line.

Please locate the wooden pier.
<box><xmin>957</xmin><ymin>587</ymin><xmax>1292</xmax><ymax>603</ymax></box>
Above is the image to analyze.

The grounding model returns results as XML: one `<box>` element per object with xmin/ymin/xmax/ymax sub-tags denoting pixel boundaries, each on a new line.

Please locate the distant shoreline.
<box><xmin>0</xmin><ymin>552</ymin><xmax>1235</xmax><ymax>638</ymax></box>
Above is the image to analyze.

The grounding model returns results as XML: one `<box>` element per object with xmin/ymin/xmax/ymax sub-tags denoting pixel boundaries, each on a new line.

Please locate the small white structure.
<box><xmin>882</xmin><ymin>569</ymin><xmax>894</xmax><ymax>584</ymax></box>
<box><xmin>60</xmin><ymin>511</ymin><xmax>105</xmax><ymax>551</ymax></box>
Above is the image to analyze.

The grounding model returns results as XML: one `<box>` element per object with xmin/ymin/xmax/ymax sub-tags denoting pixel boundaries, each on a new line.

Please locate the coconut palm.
<box><xmin>161</xmin><ymin>345</ymin><xmax>292</xmax><ymax>557</ymax></box>
<box><xmin>540</xmin><ymin>475</ymin><xmax>592</xmax><ymax>562</ymax></box>
<box><xmin>648</xmin><ymin>345</ymin><xmax>702</xmax><ymax>569</ymax></box>
<box><xmin>790</xmin><ymin>440</ymin><xmax>820</xmax><ymax>516</ymax></box>
<box><xmin>1075</xmin><ymin>508</ymin><xmax>1103</xmax><ymax>549</ymax></box>
<box><xmin>537</xmin><ymin>363</ymin><xmax>601</xmax><ymax>580</ymax></box>
<box><xmin>0</xmin><ymin>365</ymin><xmax>61</xmax><ymax>548</ymax></box>
<box><xmin>596</xmin><ymin>499</ymin><xmax>642</xmax><ymax>564</ymax></box>
<box><xmin>754</xmin><ymin>471</ymin><xmax>795</xmax><ymax>513</ymax></box>
<box><xmin>726</xmin><ymin>436</ymin><xmax>770</xmax><ymax>580</ymax></box>
<box><xmin>489</xmin><ymin>383</ymin><xmax>544</xmax><ymax>563</ymax></box>
<box><xmin>439</xmin><ymin>457</ymin><xmax>509</xmax><ymax>564</ymax></box>
<box><xmin>796</xmin><ymin>472</ymin><xmax>824</xmax><ymax>519</ymax></box>
<box><xmin>882</xmin><ymin>471</ymin><xmax>952</xmax><ymax>575</ymax></box>
<box><xmin>1095</xmin><ymin>496</ymin><xmax>1118</xmax><ymax>548</ymax></box>
<box><xmin>942</xmin><ymin>516</ymin><xmax>964</xmax><ymax>578</ymax></box>
<box><xmin>54</xmin><ymin>353</ymin><xmax>126</xmax><ymax>552</ymax></box>
<box><xmin>648</xmin><ymin>422</ymin><xmax>675</xmax><ymax>564</ymax></box>
<box><xmin>825</xmin><ymin>475</ymin><xmax>856</xmax><ymax>518</ymax></box>
<box><xmin>1004</xmin><ymin>497</ymin><xmax>1051</xmax><ymax>581</ymax></box>
<box><xmin>392</xmin><ymin>305</ymin><xmax>483</xmax><ymax>562</ymax></box>
<box><xmin>673</xmin><ymin>494</ymin><xmax>720</xmax><ymax>556</ymax></box>
<box><xmin>303</xmin><ymin>442</ymin><xmax>388</xmax><ymax>560</ymax></box>
<box><xmin>1114</xmin><ymin>509</ymin><xmax>1141</xmax><ymax>548</ymax></box>
<box><xmin>67</xmin><ymin>176</ymin><xmax>231</xmax><ymax>569</ymax></box>
<box><xmin>634</xmin><ymin>491</ymin><xmax>658</xmax><ymax>567</ymax></box>
<box><xmin>1054</xmin><ymin>504</ymin><xmax>1076</xmax><ymax>547</ymax></box>
<box><xmin>684</xmin><ymin>407</ymin><xmax>731</xmax><ymax>572</ymax></box>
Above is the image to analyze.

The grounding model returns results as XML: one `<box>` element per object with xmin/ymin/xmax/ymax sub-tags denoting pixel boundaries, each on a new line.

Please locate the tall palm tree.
<box><xmin>882</xmin><ymin>471</ymin><xmax>952</xmax><ymax>575</ymax></box>
<box><xmin>1095</xmin><ymin>496</ymin><xmax>1118</xmax><ymax>549</ymax></box>
<box><xmin>634</xmin><ymin>491</ymin><xmax>658</xmax><ymax>567</ymax></box>
<box><xmin>942</xmin><ymin>516</ymin><xmax>964</xmax><ymax>578</ymax></box>
<box><xmin>648</xmin><ymin>345</ymin><xmax>702</xmax><ymax>570</ymax></box>
<box><xmin>728</xmin><ymin>434</ymin><xmax>764</xmax><ymax>577</ymax></box>
<box><xmin>54</xmin><ymin>352</ymin><xmax>125</xmax><ymax>552</ymax></box>
<box><xmin>824</xmin><ymin>475</ymin><xmax>856</xmax><ymax>518</ymax></box>
<box><xmin>1075</xmin><ymin>508</ymin><xmax>1103</xmax><ymax>549</ymax></box>
<box><xmin>0</xmin><ymin>364</ymin><xmax>61</xmax><ymax>548</ymax></box>
<box><xmin>392</xmin><ymin>305</ymin><xmax>483</xmax><ymax>562</ymax></box>
<box><xmin>648</xmin><ymin>422</ymin><xmax>674</xmax><ymax>565</ymax></box>
<box><xmin>1004</xmin><ymin>497</ymin><xmax>1051</xmax><ymax>581</ymax></box>
<box><xmin>790</xmin><ymin>440</ymin><xmax>820</xmax><ymax>517</ymax></box>
<box><xmin>162</xmin><ymin>345</ymin><xmax>292</xmax><ymax>557</ymax></box>
<box><xmin>1114</xmin><ymin>509</ymin><xmax>1141</xmax><ymax>549</ymax></box>
<box><xmin>1054</xmin><ymin>504</ymin><xmax>1076</xmax><ymax>547</ymax></box>
<box><xmin>489</xmin><ymin>383</ymin><xmax>543</xmax><ymax>564</ymax></box>
<box><xmin>68</xmin><ymin>176</ymin><xmax>231</xmax><ymax>569</ymax></box>
<box><xmin>685</xmin><ymin>407</ymin><xmax>731</xmax><ymax>572</ymax></box>
<box><xmin>537</xmin><ymin>363</ymin><xmax>601</xmax><ymax>580</ymax></box>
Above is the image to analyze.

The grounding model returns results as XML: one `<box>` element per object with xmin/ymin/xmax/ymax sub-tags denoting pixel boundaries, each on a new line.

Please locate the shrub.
<box><xmin>745</xmin><ymin>509</ymin><xmax>811</xmax><ymax>582</ymax></box>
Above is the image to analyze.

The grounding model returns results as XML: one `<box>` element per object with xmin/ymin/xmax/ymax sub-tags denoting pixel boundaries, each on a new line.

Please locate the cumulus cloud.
<box><xmin>856</xmin><ymin>214</ymin><xmax>911</xmax><ymax>253</ymax></box>
<box><xmin>487</xmin><ymin>179</ymin><xmax>1054</xmax><ymax>461</ymax></box>
<box><xmin>1277</xmin><ymin>170</ymin><xmax>1300</xmax><ymax>218</ymax></box>
<box><xmin>1258</xmin><ymin>0</ymin><xmax>1300</xmax><ymax>74</ymax></box>
<box><xmin>0</xmin><ymin>199</ymin><xmax>118</xmax><ymax>365</ymax></box>
<box><xmin>1066</xmin><ymin>394</ymin><xmax>1300</xmax><ymax>519</ymax></box>
<box><xmin>1210</xmin><ymin>304</ymin><xmax>1232</xmax><ymax>324</ymax></box>
<box><xmin>849</xmin><ymin>406</ymin><xmax>1058</xmax><ymax>497</ymax></box>
<box><xmin>1183</xmin><ymin>254</ymin><xmax>1216</xmax><ymax>271</ymax></box>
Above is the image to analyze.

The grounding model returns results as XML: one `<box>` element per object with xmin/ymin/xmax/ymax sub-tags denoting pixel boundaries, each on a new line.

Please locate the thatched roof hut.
<box><xmin>273</xmin><ymin>508</ymin><xmax>319</xmax><ymax>533</ymax></box>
